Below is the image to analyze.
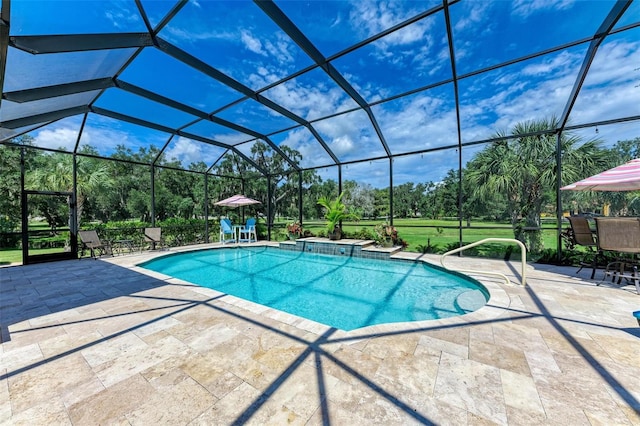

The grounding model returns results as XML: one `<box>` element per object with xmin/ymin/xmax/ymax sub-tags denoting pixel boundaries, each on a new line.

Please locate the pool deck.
<box><xmin>1</xmin><ymin>242</ymin><xmax>639</xmax><ymax>425</ymax></box>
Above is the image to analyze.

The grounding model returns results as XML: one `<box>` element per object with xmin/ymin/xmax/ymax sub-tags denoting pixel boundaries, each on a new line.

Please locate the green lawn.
<box><xmin>275</xmin><ymin>218</ymin><xmax>560</xmax><ymax>255</ymax></box>
<box><xmin>1</xmin><ymin>218</ymin><xmax>563</xmax><ymax>264</ymax></box>
<box><xmin>0</xmin><ymin>247</ymin><xmax>65</xmax><ymax>265</ymax></box>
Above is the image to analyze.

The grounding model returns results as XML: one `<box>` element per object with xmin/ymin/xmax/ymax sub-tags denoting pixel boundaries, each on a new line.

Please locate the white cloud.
<box><xmin>348</xmin><ymin>1</ymin><xmax>436</xmax><ymax>63</ymax></box>
<box><xmin>453</xmin><ymin>2</ymin><xmax>492</xmax><ymax>33</ymax></box>
<box><xmin>240</xmin><ymin>30</ymin><xmax>265</xmax><ymax>56</ymax></box>
<box><xmin>330</xmin><ymin>135</ymin><xmax>356</xmax><ymax>157</ymax></box>
<box><xmin>262</xmin><ymin>75</ymin><xmax>357</xmax><ymax>121</ymax></box>
<box><xmin>512</xmin><ymin>0</ymin><xmax>574</xmax><ymax>18</ymax></box>
<box><xmin>278</xmin><ymin>128</ymin><xmax>335</xmax><ymax>168</ymax></box>
<box><xmin>454</xmin><ymin>37</ymin><xmax>640</xmax><ymax>147</ymax></box>
<box><xmin>349</xmin><ymin>1</ymin><xmax>423</xmax><ymax>38</ymax></box>
<box><xmin>164</xmin><ymin>137</ymin><xmax>204</xmax><ymax>165</ymax></box>
<box><xmin>373</xmin><ymin>92</ymin><xmax>458</xmax><ymax>154</ymax></box>
<box><xmin>79</xmin><ymin>125</ymin><xmax>137</xmax><ymax>152</ymax></box>
<box><xmin>33</xmin><ymin>128</ymin><xmax>79</xmax><ymax>151</ymax></box>
<box><xmin>163</xmin><ymin>26</ymin><xmax>235</xmax><ymax>44</ymax></box>
<box><xmin>105</xmin><ymin>1</ymin><xmax>140</xmax><ymax>29</ymax></box>
<box><xmin>570</xmin><ymin>40</ymin><xmax>640</xmax><ymax>125</ymax></box>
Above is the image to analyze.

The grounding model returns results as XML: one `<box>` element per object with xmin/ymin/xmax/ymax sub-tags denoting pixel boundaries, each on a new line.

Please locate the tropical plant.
<box><xmin>374</xmin><ymin>223</ymin><xmax>407</xmax><ymax>248</ymax></box>
<box><xmin>286</xmin><ymin>221</ymin><xmax>303</xmax><ymax>239</ymax></box>
<box><xmin>26</xmin><ymin>152</ymin><xmax>113</xmax><ymax>228</ymax></box>
<box><xmin>466</xmin><ymin>116</ymin><xmax>609</xmax><ymax>253</ymax></box>
<box><xmin>317</xmin><ymin>192</ymin><xmax>359</xmax><ymax>236</ymax></box>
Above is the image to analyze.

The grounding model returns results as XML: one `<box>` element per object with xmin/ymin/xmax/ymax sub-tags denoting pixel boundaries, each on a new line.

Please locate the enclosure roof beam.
<box><xmin>304</xmin><ymin>124</ymin><xmax>340</xmax><ymax>165</ymax></box>
<box><xmin>3</xmin><ymin>77</ymin><xmax>115</xmax><ymax>103</ymax></box>
<box><xmin>0</xmin><ymin>105</ymin><xmax>89</xmax><ymax>129</ymax></box>
<box><xmin>91</xmin><ymin>106</ymin><xmax>267</xmax><ymax>175</ymax></box>
<box><xmin>154</xmin><ymin>36</ymin><xmax>339</xmax><ymax>165</ymax></box>
<box><xmin>558</xmin><ymin>0</ymin><xmax>631</xmax><ymax>131</ymax></box>
<box><xmin>115</xmin><ymin>80</ymin><xmax>299</xmax><ymax>171</ymax></box>
<box><xmin>9</xmin><ymin>32</ymin><xmax>154</xmax><ymax>54</ymax></box>
<box><xmin>0</xmin><ymin>0</ymin><xmax>8</xmax><ymax>113</ymax></box>
<box><xmin>256</xmin><ymin>0</ymin><xmax>392</xmax><ymax>157</ymax></box>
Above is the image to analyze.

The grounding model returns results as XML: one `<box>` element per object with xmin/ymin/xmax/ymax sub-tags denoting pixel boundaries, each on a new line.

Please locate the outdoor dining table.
<box><xmin>113</xmin><ymin>239</ymin><xmax>136</xmax><ymax>255</ymax></box>
<box><xmin>232</xmin><ymin>225</ymin><xmax>242</xmax><ymax>242</ymax></box>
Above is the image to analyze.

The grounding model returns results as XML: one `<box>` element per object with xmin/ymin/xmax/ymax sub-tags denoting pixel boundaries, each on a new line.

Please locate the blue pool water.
<box><xmin>140</xmin><ymin>247</ymin><xmax>488</xmax><ymax>331</ymax></box>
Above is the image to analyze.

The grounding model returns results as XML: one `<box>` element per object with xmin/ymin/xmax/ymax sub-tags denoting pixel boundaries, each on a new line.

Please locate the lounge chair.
<box><xmin>567</xmin><ymin>216</ymin><xmax>599</xmax><ymax>279</ymax></box>
<box><xmin>238</xmin><ymin>218</ymin><xmax>257</xmax><ymax>243</ymax></box>
<box><xmin>79</xmin><ymin>230</ymin><xmax>112</xmax><ymax>258</ymax></box>
<box><xmin>219</xmin><ymin>218</ymin><xmax>236</xmax><ymax>244</ymax></box>
<box><xmin>144</xmin><ymin>227</ymin><xmax>165</xmax><ymax>250</ymax></box>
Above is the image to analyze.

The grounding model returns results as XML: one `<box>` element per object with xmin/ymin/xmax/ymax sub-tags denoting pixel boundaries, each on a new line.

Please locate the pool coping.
<box><xmin>110</xmin><ymin>242</ymin><xmax>513</xmax><ymax>340</ymax></box>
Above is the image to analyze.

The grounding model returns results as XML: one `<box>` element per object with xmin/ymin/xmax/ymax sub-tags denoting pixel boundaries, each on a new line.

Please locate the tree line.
<box><xmin>1</xmin><ymin>117</ymin><xmax>639</xmax><ymax>251</ymax></box>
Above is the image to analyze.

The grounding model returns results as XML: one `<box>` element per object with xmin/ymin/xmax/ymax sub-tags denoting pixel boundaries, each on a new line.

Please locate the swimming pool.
<box><xmin>140</xmin><ymin>247</ymin><xmax>488</xmax><ymax>331</ymax></box>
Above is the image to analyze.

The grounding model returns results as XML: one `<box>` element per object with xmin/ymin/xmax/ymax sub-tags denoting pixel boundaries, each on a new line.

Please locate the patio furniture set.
<box><xmin>219</xmin><ymin>217</ymin><xmax>257</xmax><ymax>244</ymax></box>
<box><xmin>78</xmin><ymin>227</ymin><xmax>165</xmax><ymax>258</ymax></box>
<box><xmin>568</xmin><ymin>216</ymin><xmax>640</xmax><ymax>294</ymax></box>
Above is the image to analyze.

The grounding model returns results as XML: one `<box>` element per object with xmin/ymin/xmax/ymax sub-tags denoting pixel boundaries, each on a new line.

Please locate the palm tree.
<box><xmin>466</xmin><ymin>116</ymin><xmax>609</xmax><ymax>252</ymax></box>
<box><xmin>27</xmin><ymin>153</ymin><xmax>112</xmax><ymax>228</ymax></box>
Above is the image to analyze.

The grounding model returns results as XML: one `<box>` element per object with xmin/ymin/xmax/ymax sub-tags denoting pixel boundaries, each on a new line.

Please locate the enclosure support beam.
<box><xmin>298</xmin><ymin>172</ymin><xmax>303</xmax><ymax>226</ymax></box>
<box><xmin>150</xmin><ymin>165</ymin><xmax>156</xmax><ymax>227</ymax></box>
<box><xmin>267</xmin><ymin>176</ymin><xmax>272</xmax><ymax>241</ymax></box>
<box><xmin>71</xmin><ymin>154</ymin><xmax>78</xmax><ymax>255</ymax></box>
<box><xmin>556</xmin><ymin>132</ymin><xmax>563</xmax><ymax>263</ymax></box>
<box><xmin>389</xmin><ymin>158</ymin><xmax>394</xmax><ymax>226</ymax></box>
<box><xmin>204</xmin><ymin>173</ymin><xmax>209</xmax><ymax>244</ymax></box>
<box><xmin>443</xmin><ymin>0</ymin><xmax>464</xmax><ymax>250</ymax></box>
<box><xmin>20</xmin><ymin>148</ymin><xmax>28</xmax><ymax>265</ymax></box>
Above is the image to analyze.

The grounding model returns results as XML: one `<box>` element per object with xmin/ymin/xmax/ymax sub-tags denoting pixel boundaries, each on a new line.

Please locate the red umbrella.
<box><xmin>214</xmin><ymin>194</ymin><xmax>261</xmax><ymax>207</ymax></box>
<box><xmin>561</xmin><ymin>159</ymin><xmax>640</xmax><ymax>191</ymax></box>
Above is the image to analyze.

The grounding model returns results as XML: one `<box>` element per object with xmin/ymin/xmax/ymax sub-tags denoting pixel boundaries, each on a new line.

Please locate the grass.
<box><xmin>1</xmin><ymin>218</ymin><xmax>563</xmax><ymax>265</ymax></box>
<box><xmin>0</xmin><ymin>247</ymin><xmax>65</xmax><ymax>265</ymax></box>
<box><xmin>276</xmin><ymin>218</ymin><xmax>560</xmax><ymax>254</ymax></box>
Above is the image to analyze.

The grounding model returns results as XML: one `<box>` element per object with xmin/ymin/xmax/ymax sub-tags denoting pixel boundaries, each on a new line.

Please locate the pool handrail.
<box><xmin>440</xmin><ymin>238</ymin><xmax>527</xmax><ymax>287</ymax></box>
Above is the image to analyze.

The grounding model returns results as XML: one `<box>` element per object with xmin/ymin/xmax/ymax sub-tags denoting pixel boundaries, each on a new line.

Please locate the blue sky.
<box><xmin>2</xmin><ymin>0</ymin><xmax>640</xmax><ymax>187</ymax></box>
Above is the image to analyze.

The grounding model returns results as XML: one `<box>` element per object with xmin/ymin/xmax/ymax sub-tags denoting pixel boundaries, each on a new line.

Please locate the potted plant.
<box><xmin>374</xmin><ymin>223</ymin><xmax>407</xmax><ymax>249</ymax></box>
<box><xmin>317</xmin><ymin>192</ymin><xmax>359</xmax><ymax>240</ymax></box>
<box><xmin>287</xmin><ymin>221</ymin><xmax>303</xmax><ymax>240</ymax></box>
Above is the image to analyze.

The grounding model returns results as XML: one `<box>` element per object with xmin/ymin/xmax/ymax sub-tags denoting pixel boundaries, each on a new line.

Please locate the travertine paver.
<box><xmin>1</xmin><ymin>243</ymin><xmax>639</xmax><ymax>425</ymax></box>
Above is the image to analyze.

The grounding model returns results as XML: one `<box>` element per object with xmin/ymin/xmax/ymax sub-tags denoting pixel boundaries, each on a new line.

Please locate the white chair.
<box><xmin>238</xmin><ymin>218</ymin><xmax>257</xmax><ymax>243</ymax></box>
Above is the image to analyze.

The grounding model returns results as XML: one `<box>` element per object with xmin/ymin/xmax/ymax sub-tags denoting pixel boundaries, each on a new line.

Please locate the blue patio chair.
<box><xmin>239</xmin><ymin>218</ymin><xmax>257</xmax><ymax>243</ymax></box>
<box><xmin>219</xmin><ymin>218</ymin><xmax>236</xmax><ymax>244</ymax></box>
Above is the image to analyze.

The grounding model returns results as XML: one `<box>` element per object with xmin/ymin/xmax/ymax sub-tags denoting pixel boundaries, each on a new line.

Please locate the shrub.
<box><xmin>415</xmin><ymin>238</ymin><xmax>440</xmax><ymax>254</ymax></box>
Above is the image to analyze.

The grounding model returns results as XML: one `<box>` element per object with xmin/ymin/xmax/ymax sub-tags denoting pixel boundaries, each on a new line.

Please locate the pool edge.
<box><xmin>107</xmin><ymin>242</ymin><xmax>512</xmax><ymax>337</ymax></box>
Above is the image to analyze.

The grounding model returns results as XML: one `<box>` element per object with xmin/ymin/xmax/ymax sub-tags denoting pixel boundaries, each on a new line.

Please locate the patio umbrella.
<box><xmin>561</xmin><ymin>158</ymin><xmax>640</xmax><ymax>191</ymax></box>
<box><xmin>214</xmin><ymin>194</ymin><xmax>262</xmax><ymax>207</ymax></box>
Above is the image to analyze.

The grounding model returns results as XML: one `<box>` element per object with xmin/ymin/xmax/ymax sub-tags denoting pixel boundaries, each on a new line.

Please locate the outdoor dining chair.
<box><xmin>567</xmin><ymin>216</ymin><xmax>599</xmax><ymax>279</ymax></box>
<box><xmin>238</xmin><ymin>218</ymin><xmax>257</xmax><ymax>243</ymax></box>
<box><xmin>219</xmin><ymin>218</ymin><xmax>236</xmax><ymax>244</ymax></box>
<box><xmin>144</xmin><ymin>227</ymin><xmax>166</xmax><ymax>250</ymax></box>
<box><xmin>594</xmin><ymin>217</ymin><xmax>640</xmax><ymax>294</ymax></box>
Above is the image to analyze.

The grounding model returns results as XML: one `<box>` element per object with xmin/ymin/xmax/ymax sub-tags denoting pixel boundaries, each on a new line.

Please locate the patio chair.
<box><xmin>567</xmin><ymin>216</ymin><xmax>599</xmax><ymax>279</ymax></box>
<box><xmin>238</xmin><ymin>217</ymin><xmax>257</xmax><ymax>243</ymax></box>
<box><xmin>594</xmin><ymin>217</ymin><xmax>640</xmax><ymax>294</ymax></box>
<box><xmin>78</xmin><ymin>230</ymin><xmax>112</xmax><ymax>258</ymax></box>
<box><xmin>144</xmin><ymin>227</ymin><xmax>166</xmax><ymax>250</ymax></box>
<box><xmin>219</xmin><ymin>218</ymin><xmax>236</xmax><ymax>244</ymax></box>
